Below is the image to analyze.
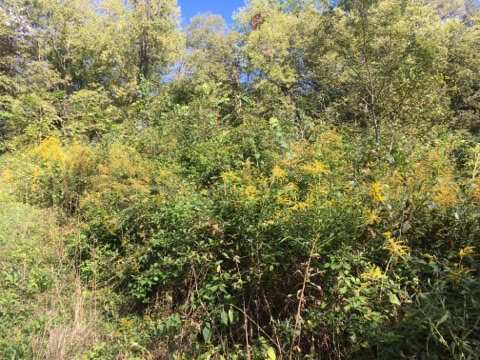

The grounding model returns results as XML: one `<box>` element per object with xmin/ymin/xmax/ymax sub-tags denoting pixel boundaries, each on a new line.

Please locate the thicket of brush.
<box><xmin>1</xmin><ymin>0</ymin><xmax>480</xmax><ymax>358</ymax></box>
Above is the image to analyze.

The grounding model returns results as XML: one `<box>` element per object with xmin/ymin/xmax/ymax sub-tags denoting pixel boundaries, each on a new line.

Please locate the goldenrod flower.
<box><xmin>300</xmin><ymin>160</ymin><xmax>330</xmax><ymax>175</ymax></box>
<box><xmin>271</xmin><ymin>165</ymin><xmax>286</xmax><ymax>181</ymax></box>
<box><xmin>32</xmin><ymin>137</ymin><xmax>66</xmax><ymax>166</ymax></box>
<box><xmin>361</xmin><ymin>265</ymin><xmax>386</xmax><ymax>281</ymax></box>
<box><xmin>221</xmin><ymin>171</ymin><xmax>240</xmax><ymax>183</ymax></box>
<box><xmin>368</xmin><ymin>210</ymin><xmax>380</xmax><ymax>225</ymax></box>
<box><xmin>276</xmin><ymin>195</ymin><xmax>293</xmax><ymax>205</ymax></box>
<box><xmin>1</xmin><ymin>169</ymin><xmax>13</xmax><ymax>182</ymax></box>
<box><xmin>371</xmin><ymin>182</ymin><xmax>386</xmax><ymax>201</ymax></box>
<box><xmin>292</xmin><ymin>202</ymin><xmax>309</xmax><ymax>211</ymax></box>
<box><xmin>32</xmin><ymin>167</ymin><xmax>40</xmax><ymax>179</ymax></box>
<box><xmin>242</xmin><ymin>185</ymin><xmax>257</xmax><ymax>200</ymax></box>
<box><xmin>459</xmin><ymin>246</ymin><xmax>475</xmax><ymax>258</ymax></box>
<box><xmin>433</xmin><ymin>175</ymin><xmax>458</xmax><ymax>207</ymax></box>
<box><xmin>384</xmin><ymin>237</ymin><xmax>410</xmax><ymax>258</ymax></box>
<box><xmin>287</xmin><ymin>182</ymin><xmax>299</xmax><ymax>192</ymax></box>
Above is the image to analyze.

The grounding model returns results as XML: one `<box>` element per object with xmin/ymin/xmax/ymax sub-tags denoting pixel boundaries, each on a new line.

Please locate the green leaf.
<box><xmin>269</xmin><ymin>117</ymin><xmax>279</xmax><ymax>128</ymax></box>
<box><xmin>220</xmin><ymin>310</ymin><xmax>229</xmax><ymax>326</ymax></box>
<box><xmin>266</xmin><ymin>347</ymin><xmax>276</xmax><ymax>360</ymax></box>
<box><xmin>436</xmin><ymin>312</ymin><xmax>449</xmax><ymax>327</ymax></box>
<box><xmin>388</xmin><ymin>293</ymin><xmax>401</xmax><ymax>306</ymax></box>
<box><xmin>228</xmin><ymin>309</ymin><xmax>235</xmax><ymax>324</ymax></box>
<box><xmin>202</xmin><ymin>323</ymin><xmax>212</xmax><ymax>343</ymax></box>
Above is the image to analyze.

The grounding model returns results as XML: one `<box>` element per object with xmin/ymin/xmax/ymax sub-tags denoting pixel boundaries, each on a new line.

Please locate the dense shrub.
<box><xmin>1</xmin><ymin>0</ymin><xmax>479</xmax><ymax>358</ymax></box>
<box><xmin>4</xmin><ymin>124</ymin><xmax>477</xmax><ymax>358</ymax></box>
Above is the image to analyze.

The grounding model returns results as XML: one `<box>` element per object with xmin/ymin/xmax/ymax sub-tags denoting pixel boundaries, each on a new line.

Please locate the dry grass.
<box><xmin>32</xmin><ymin>276</ymin><xmax>100</xmax><ymax>360</ymax></box>
<box><xmin>0</xmin><ymin>185</ymin><xmax>105</xmax><ymax>359</ymax></box>
<box><xmin>31</xmin><ymin>221</ymin><xmax>105</xmax><ymax>360</ymax></box>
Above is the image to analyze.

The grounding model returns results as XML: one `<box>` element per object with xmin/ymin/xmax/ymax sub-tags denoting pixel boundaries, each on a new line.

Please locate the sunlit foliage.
<box><xmin>0</xmin><ymin>0</ymin><xmax>479</xmax><ymax>358</ymax></box>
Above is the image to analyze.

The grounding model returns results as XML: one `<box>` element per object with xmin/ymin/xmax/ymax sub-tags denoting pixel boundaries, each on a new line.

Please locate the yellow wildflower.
<box><xmin>459</xmin><ymin>246</ymin><xmax>475</xmax><ymax>258</ymax></box>
<box><xmin>32</xmin><ymin>167</ymin><xmax>40</xmax><ymax>179</ymax></box>
<box><xmin>242</xmin><ymin>185</ymin><xmax>257</xmax><ymax>200</ymax></box>
<box><xmin>384</xmin><ymin>237</ymin><xmax>410</xmax><ymax>258</ymax></box>
<box><xmin>271</xmin><ymin>165</ymin><xmax>287</xmax><ymax>181</ymax></box>
<box><xmin>1</xmin><ymin>169</ymin><xmax>13</xmax><ymax>182</ymax></box>
<box><xmin>119</xmin><ymin>317</ymin><xmax>135</xmax><ymax>328</ymax></box>
<box><xmin>306</xmin><ymin>185</ymin><xmax>326</xmax><ymax>201</ymax></box>
<box><xmin>276</xmin><ymin>195</ymin><xmax>293</xmax><ymax>205</ymax></box>
<box><xmin>361</xmin><ymin>265</ymin><xmax>386</xmax><ymax>281</ymax></box>
<box><xmin>32</xmin><ymin>137</ymin><xmax>66</xmax><ymax>166</ymax></box>
<box><xmin>301</xmin><ymin>160</ymin><xmax>330</xmax><ymax>176</ymax></box>
<box><xmin>292</xmin><ymin>202</ymin><xmax>309</xmax><ymax>211</ymax></box>
<box><xmin>221</xmin><ymin>171</ymin><xmax>240</xmax><ymax>183</ymax></box>
<box><xmin>287</xmin><ymin>182</ymin><xmax>299</xmax><ymax>192</ymax></box>
<box><xmin>368</xmin><ymin>210</ymin><xmax>380</xmax><ymax>225</ymax></box>
<box><xmin>448</xmin><ymin>265</ymin><xmax>474</xmax><ymax>283</ymax></box>
<box><xmin>276</xmin><ymin>182</ymin><xmax>299</xmax><ymax>205</ymax></box>
<box><xmin>371</xmin><ymin>182</ymin><xmax>386</xmax><ymax>201</ymax></box>
<box><xmin>433</xmin><ymin>175</ymin><xmax>458</xmax><ymax>207</ymax></box>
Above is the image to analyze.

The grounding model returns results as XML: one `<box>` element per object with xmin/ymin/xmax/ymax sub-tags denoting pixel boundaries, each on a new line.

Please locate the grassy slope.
<box><xmin>0</xmin><ymin>185</ymin><xmax>100</xmax><ymax>359</ymax></box>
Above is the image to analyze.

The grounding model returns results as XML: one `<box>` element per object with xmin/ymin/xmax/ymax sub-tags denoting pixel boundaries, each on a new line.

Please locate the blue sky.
<box><xmin>178</xmin><ymin>0</ymin><xmax>245</xmax><ymax>25</ymax></box>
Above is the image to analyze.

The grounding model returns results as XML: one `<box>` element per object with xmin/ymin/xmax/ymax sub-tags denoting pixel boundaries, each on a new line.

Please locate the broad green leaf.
<box><xmin>436</xmin><ymin>312</ymin><xmax>449</xmax><ymax>327</ymax></box>
<box><xmin>202</xmin><ymin>323</ymin><xmax>212</xmax><ymax>343</ymax></box>
<box><xmin>228</xmin><ymin>309</ymin><xmax>235</xmax><ymax>324</ymax></box>
<box><xmin>388</xmin><ymin>293</ymin><xmax>401</xmax><ymax>306</ymax></box>
<box><xmin>266</xmin><ymin>347</ymin><xmax>276</xmax><ymax>360</ymax></box>
<box><xmin>220</xmin><ymin>310</ymin><xmax>229</xmax><ymax>326</ymax></box>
